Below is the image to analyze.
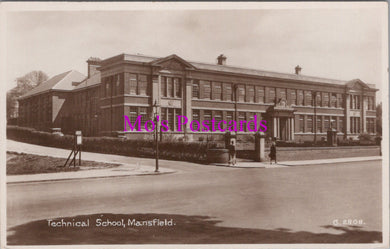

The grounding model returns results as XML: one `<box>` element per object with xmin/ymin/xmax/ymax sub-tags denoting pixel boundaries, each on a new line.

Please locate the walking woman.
<box><xmin>269</xmin><ymin>141</ymin><xmax>277</xmax><ymax>164</ymax></box>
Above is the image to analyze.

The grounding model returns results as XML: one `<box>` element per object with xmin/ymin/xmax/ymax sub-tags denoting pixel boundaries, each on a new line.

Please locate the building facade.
<box><xmin>18</xmin><ymin>53</ymin><xmax>378</xmax><ymax>141</ymax></box>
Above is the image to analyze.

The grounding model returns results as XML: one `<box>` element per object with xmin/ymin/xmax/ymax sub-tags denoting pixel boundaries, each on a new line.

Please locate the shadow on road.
<box><xmin>7</xmin><ymin>213</ymin><xmax>382</xmax><ymax>245</ymax></box>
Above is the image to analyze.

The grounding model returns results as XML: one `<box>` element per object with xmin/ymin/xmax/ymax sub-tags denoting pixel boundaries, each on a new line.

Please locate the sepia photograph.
<box><xmin>1</xmin><ymin>2</ymin><xmax>389</xmax><ymax>248</ymax></box>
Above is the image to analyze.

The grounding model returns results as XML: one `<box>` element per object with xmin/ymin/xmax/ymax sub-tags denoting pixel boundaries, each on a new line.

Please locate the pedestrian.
<box><xmin>229</xmin><ymin>140</ymin><xmax>236</xmax><ymax>166</ymax></box>
<box><xmin>269</xmin><ymin>141</ymin><xmax>277</xmax><ymax>164</ymax></box>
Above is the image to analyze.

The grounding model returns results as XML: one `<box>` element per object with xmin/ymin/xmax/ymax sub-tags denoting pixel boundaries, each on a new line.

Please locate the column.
<box><xmin>345</xmin><ymin>94</ymin><xmax>350</xmax><ymax>137</ymax></box>
<box><xmin>291</xmin><ymin>118</ymin><xmax>295</xmax><ymax>140</ymax></box>
<box><xmin>185</xmin><ymin>78</ymin><xmax>193</xmax><ymax>132</ymax></box>
<box><xmin>273</xmin><ymin>117</ymin><xmax>277</xmax><ymax>138</ymax></box>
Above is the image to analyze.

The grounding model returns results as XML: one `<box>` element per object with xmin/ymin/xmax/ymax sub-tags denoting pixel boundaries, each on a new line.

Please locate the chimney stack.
<box><xmin>86</xmin><ymin>57</ymin><xmax>101</xmax><ymax>77</ymax></box>
<box><xmin>295</xmin><ymin>65</ymin><xmax>302</xmax><ymax>75</ymax></box>
<box><xmin>217</xmin><ymin>54</ymin><xmax>227</xmax><ymax>65</ymax></box>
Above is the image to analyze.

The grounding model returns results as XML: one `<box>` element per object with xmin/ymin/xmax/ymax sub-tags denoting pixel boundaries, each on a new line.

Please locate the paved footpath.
<box><xmin>7</xmin><ymin>140</ymin><xmax>175</xmax><ymax>184</ymax></box>
<box><xmin>7</xmin><ymin>140</ymin><xmax>382</xmax><ymax>183</ymax></box>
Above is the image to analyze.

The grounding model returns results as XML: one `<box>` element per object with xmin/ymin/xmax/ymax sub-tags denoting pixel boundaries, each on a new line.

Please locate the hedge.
<box><xmin>6</xmin><ymin>126</ymin><xmax>217</xmax><ymax>163</ymax></box>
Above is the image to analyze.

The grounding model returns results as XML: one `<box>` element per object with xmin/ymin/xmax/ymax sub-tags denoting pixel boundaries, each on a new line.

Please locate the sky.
<box><xmin>5</xmin><ymin>4</ymin><xmax>388</xmax><ymax>100</ymax></box>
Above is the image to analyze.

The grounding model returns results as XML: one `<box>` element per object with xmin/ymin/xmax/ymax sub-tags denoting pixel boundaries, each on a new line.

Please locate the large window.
<box><xmin>297</xmin><ymin>90</ymin><xmax>304</xmax><ymax>106</ymax></box>
<box><xmin>212</xmin><ymin>82</ymin><xmax>222</xmax><ymax>100</ymax></box>
<box><xmin>223</xmin><ymin>83</ymin><xmax>233</xmax><ymax>101</ymax></box>
<box><xmin>175</xmin><ymin>109</ymin><xmax>182</xmax><ymax>131</ymax></box>
<box><xmin>125</xmin><ymin>73</ymin><xmax>137</xmax><ymax>95</ymax></box>
<box><xmin>226</xmin><ymin>111</ymin><xmax>233</xmax><ymax>125</ymax></box>
<box><xmin>256</xmin><ymin>86</ymin><xmax>265</xmax><ymax>103</ymax></box>
<box><xmin>238</xmin><ymin>112</ymin><xmax>246</xmax><ymax>131</ymax></box>
<box><xmin>330</xmin><ymin>93</ymin><xmax>337</xmax><ymax>108</ymax></box>
<box><xmin>203</xmin><ymin>110</ymin><xmax>212</xmax><ymax>123</ymax></box>
<box><xmin>247</xmin><ymin>85</ymin><xmax>255</xmax><ymax>103</ymax></box>
<box><xmin>139</xmin><ymin>107</ymin><xmax>148</xmax><ymax>128</ymax></box>
<box><xmin>138</xmin><ymin>75</ymin><xmax>148</xmax><ymax>96</ymax></box>
<box><xmin>323</xmin><ymin>93</ymin><xmax>329</xmax><ymax>107</ymax></box>
<box><xmin>192</xmin><ymin>80</ymin><xmax>199</xmax><ymax>98</ymax></box>
<box><xmin>168</xmin><ymin>109</ymin><xmax>174</xmax><ymax>130</ymax></box>
<box><xmin>238</xmin><ymin>85</ymin><xmax>245</xmax><ymax>102</ymax></box>
<box><xmin>307</xmin><ymin>115</ymin><xmax>313</xmax><ymax>133</ymax></box>
<box><xmin>366</xmin><ymin>118</ymin><xmax>375</xmax><ymax>133</ymax></box>
<box><xmin>192</xmin><ymin>110</ymin><xmax>200</xmax><ymax>130</ymax></box>
<box><xmin>214</xmin><ymin>111</ymin><xmax>223</xmax><ymax>129</ymax></box>
<box><xmin>337</xmin><ymin>94</ymin><xmax>343</xmax><ymax>108</ymax></box>
<box><xmin>299</xmin><ymin>115</ymin><xmax>304</xmax><ymax>132</ymax></box>
<box><xmin>290</xmin><ymin>90</ymin><xmax>297</xmax><ymax>105</ymax></box>
<box><xmin>202</xmin><ymin>81</ymin><xmax>211</xmax><ymax>99</ymax></box>
<box><xmin>279</xmin><ymin>88</ymin><xmax>286</xmax><ymax>101</ymax></box>
<box><xmin>315</xmin><ymin>92</ymin><xmax>321</xmax><ymax>106</ymax></box>
<box><xmin>339</xmin><ymin>118</ymin><xmax>344</xmax><ymax>132</ymax></box>
<box><xmin>316</xmin><ymin>116</ymin><xmax>322</xmax><ymax>133</ymax></box>
<box><xmin>161</xmin><ymin>77</ymin><xmax>167</xmax><ymax>97</ymax></box>
<box><xmin>174</xmin><ymin>78</ymin><xmax>181</xmax><ymax>98</ymax></box>
<box><xmin>305</xmin><ymin>91</ymin><xmax>312</xmax><ymax>106</ymax></box>
<box><xmin>324</xmin><ymin>116</ymin><xmax>330</xmax><ymax>130</ymax></box>
<box><xmin>268</xmin><ymin>88</ymin><xmax>276</xmax><ymax>103</ymax></box>
<box><xmin>167</xmin><ymin>78</ymin><xmax>174</xmax><ymax>97</ymax></box>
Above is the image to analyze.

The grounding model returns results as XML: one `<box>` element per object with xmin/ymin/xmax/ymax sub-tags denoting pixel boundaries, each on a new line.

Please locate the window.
<box><xmin>279</xmin><ymin>88</ymin><xmax>286</xmax><ymax>101</ymax></box>
<box><xmin>127</xmin><ymin>73</ymin><xmax>137</xmax><ymax>95</ymax></box>
<box><xmin>138</xmin><ymin>75</ymin><xmax>148</xmax><ymax>96</ymax></box>
<box><xmin>297</xmin><ymin>90</ymin><xmax>304</xmax><ymax>106</ymax></box>
<box><xmin>268</xmin><ymin>88</ymin><xmax>276</xmax><ymax>103</ymax></box>
<box><xmin>290</xmin><ymin>90</ymin><xmax>297</xmax><ymax>105</ymax></box>
<box><xmin>299</xmin><ymin>115</ymin><xmax>304</xmax><ymax>132</ymax></box>
<box><xmin>307</xmin><ymin>115</ymin><xmax>313</xmax><ymax>133</ymax></box>
<box><xmin>315</xmin><ymin>92</ymin><xmax>321</xmax><ymax>106</ymax></box>
<box><xmin>248</xmin><ymin>113</ymin><xmax>256</xmax><ymax>131</ymax></box>
<box><xmin>168</xmin><ymin>109</ymin><xmax>174</xmax><ymax>131</ymax></box>
<box><xmin>238</xmin><ymin>112</ymin><xmax>246</xmax><ymax>131</ymax></box>
<box><xmin>238</xmin><ymin>85</ymin><xmax>245</xmax><ymax>102</ymax></box>
<box><xmin>247</xmin><ymin>85</ymin><xmax>255</xmax><ymax>103</ymax></box>
<box><xmin>203</xmin><ymin>110</ymin><xmax>212</xmax><ymax>124</ymax></box>
<box><xmin>129</xmin><ymin>106</ymin><xmax>138</xmax><ymax>124</ymax></box>
<box><xmin>140</xmin><ymin>107</ymin><xmax>148</xmax><ymax>128</ymax></box>
<box><xmin>226</xmin><ymin>111</ymin><xmax>233</xmax><ymax>125</ymax></box>
<box><xmin>305</xmin><ymin>91</ymin><xmax>312</xmax><ymax>106</ymax></box>
<box><xmin>192</xmin><ymin>80</ymin><xmax>199</xmax><ymax>98</ymax></box>
<box><xmin>174</xmin><ymin>78</ymin><xmax>181</xmax><ymax>98</ymax></box>
<box><xmin>212</xmin><ymin>82</ymin><xmax>222</xmax><ymax>100</ymax></box>
<box><xmin>323</xmin><ymin>93</ymin><xmax>329</xmax><ymax>107</ymax></box>
<box><xmin>330</xmin><ymin>93</ymin><xmax>337</xmax><ymax>108</ymax></box>
<box><xmin>202</xmin><ymin>81</ymin><xmax>211</xmax><ymax>99</ymax></box>
<box><xmin>316</xmin><ymin>116</ymin><xmax>322</xmax><ymax>133</ymax></box>
<box><xmin>167</xmin><ymin>78</ymin><xmax>174</xmax><ymax>97</ymax></box>
<box><xmin>256</xmin><ymin>86</ymin><xmax>265</xmax><ymax>103</ymax></box>
<box><xmin>337</xmin><ymin>94</ymin><xmax>343</xmax><ymax>108</ymax></box>
<box><xmin>161</xmin><ymin>77</ymin><xmax>167</xmax><ymax>97</ymax></box>
<box><xmin>192</xmin><ymin>110</ymin><xmax>200</xmax><ymax>131</ymax></box>
<box><xmin>214</xmin><ymin>111</ymin><xmax>222</xmax><ymax>129</ymax></box>
<box><xmin>324</xmin><ymin>116</ymin><xmax>330</xmax><ymax>130</ymax></box>
<box><xmin>223</xmin><ymin>83</ymin><xmax>233</xmax><ymax>101</ymax></box>
<box><xmin>105</xmin><ymin>82</ymin><xmax>110</xmax><ymax>97</ymax></box>
<box><xmin>175</xmin><ymin>109</ymin><xmax>182</xmax><ymax>131</ymax></box>
<box><xmin>339</xmin><ymin>118</ymin><xmax>344</xmax><ymax>132</ymax></box>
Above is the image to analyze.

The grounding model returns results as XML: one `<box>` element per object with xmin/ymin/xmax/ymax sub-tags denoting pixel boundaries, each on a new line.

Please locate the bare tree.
<box><xmin>7</xmin><ymin>71</ymin><xmax>49</xmax><ymax>120</ymax></box>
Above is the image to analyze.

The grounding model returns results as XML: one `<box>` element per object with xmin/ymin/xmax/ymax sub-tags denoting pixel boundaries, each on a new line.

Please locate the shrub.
<box><xmin>6</xmin><ymin>126</ymin><xmax>209</xmax><ymax>163</ymax></box>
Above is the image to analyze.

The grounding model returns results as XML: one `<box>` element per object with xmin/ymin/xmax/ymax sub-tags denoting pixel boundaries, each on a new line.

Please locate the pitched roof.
<box><xmin>73</xmin><ymin>71</ymin><xmax>101</xmax><ymax>90</ymax></box>
<box><xmin>19</xmin><ymin>70</ymin><xmax>86</xmax><ymax>99</ymax></box>
<box><xmin>111</xmin><ymin>53</ymin><xmax>375</xmax><ymax>88</ymax></box>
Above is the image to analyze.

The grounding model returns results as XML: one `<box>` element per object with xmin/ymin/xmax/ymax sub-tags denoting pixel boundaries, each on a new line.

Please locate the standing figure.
<box><xmin>229</xmin><ymin>140</ymin><xmax>236</xmax><ymax>166</ymax></box>
<box><xmin>269</xmin><ymin>141</ymin><xmax>277</xmax><ymax>164</ymax></box>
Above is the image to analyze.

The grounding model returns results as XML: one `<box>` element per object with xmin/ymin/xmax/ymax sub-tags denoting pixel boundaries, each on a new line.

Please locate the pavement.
<box><xmin>6</xmin><ymin>139</ymin><xmax>382</xmax><ymax>184</ymax></box>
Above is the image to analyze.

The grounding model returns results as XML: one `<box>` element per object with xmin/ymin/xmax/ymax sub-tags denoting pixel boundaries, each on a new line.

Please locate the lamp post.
<box><xmin>313</xmin><ymin>91</ymin><xmax>317</xmax><ymax>143</ymax></box>
<box><xmin>153</xmin><ymin>100</ymin><xmax>160</xmax><ymax>173</ymax></box>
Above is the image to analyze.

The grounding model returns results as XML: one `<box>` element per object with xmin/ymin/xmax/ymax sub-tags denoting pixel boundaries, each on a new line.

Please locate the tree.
<box><xmin>376</xmin><ymin>102</ymin><xmax>382</xmax><ymax>136</ymax></box>
<box><xmin>7</xmin><ymin>71</ymin><xmax>48</xmax><ymax>120</ymax></box>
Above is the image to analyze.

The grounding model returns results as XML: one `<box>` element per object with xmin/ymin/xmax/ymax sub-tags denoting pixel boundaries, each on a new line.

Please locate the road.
<box><xmin>7</xmin><ymin>159</ymin><xmax>382</xmax><ymax>244</ymax></box>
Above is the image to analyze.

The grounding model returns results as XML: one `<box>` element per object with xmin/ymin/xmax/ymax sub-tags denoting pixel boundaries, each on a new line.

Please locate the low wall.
<box><xmin>238</xmin><ymin>146</ymin><xmax>380</xmax><ymax>161</ymax></box>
